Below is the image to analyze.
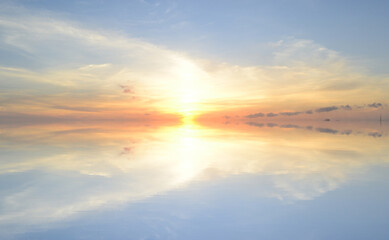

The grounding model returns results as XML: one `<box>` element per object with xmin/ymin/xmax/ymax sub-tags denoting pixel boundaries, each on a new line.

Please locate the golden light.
<box><xmin>172</xmin><ymin>57</ymin><xmax>209</xmax><ymax>122</ymax></box>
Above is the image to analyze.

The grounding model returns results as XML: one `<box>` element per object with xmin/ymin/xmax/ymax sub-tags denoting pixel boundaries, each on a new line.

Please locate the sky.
<box><xmin>0</xmin><ymin>0</ymin><xmax>388</xmax><ymax>122</ymax></box>
<box><xmin>1</xmin><ymin>120</ymin><xmax>388</xmax><ymax>235</ymax></box>
<box><xmin>1</xmin><ymin>3</ymin><xmax>389</xmax><ymax>237</ymax></box>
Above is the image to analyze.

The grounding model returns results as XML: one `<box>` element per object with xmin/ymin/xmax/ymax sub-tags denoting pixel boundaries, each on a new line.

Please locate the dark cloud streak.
<box><xmin>52</xmin><ymin>105</ymin><xmax>101</xmax><ymax>112</ymax></box>
<box><xmin>244</xmin><ymin>102</ymin><xmax>384</xmax><ymax>119</ymax></box>
<box><xmin>368</xmin><ymin>102</ymin><xmax>382</xmax><ymax>108</ymax></box>
<box><xmin>266</xmin><ymin>112</ymin><xmax>278</xmax><ymax>117</ymax></box>
<box><xmin>315</xmin><ymin>106</ymin><xmax>338</xmax><ymax>113</ymax></box>
<box><xmin>246</xmin><ymin>122</ymin><xmax>264</xmax><ymax>127</ymax></box>
<box><xmin>340</xmin><ymin>105</ymin><xmax>352</xmax><ymax>110</ymax></box>
<box><xmin>316</xmin><ymin>128</ymin><xmax>338</xmax><ymax>134</ymax></box>
<box><xmin>279</xmin><ymin>111</ymin><xmax>302</xmax><ymax>116</ymax></box>
<box><xmin>245</xmin><ymin>112</ymin><xmax>265</xmax><ymax>118</ymax></box>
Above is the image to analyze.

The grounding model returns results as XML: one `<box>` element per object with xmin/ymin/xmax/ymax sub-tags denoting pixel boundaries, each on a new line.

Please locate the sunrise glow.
<box><xmin>1</xmin><ymin>1</ymin><xmax>389</xmax><ymax>239</ymax></box>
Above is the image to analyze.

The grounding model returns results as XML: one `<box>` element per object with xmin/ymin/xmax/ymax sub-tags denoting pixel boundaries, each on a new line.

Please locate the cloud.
<box><xmin>368</xmin><ymin>132</ymin><xmax>382</xmax><ymax>138</ymax></box>
<box><xmin>340</xmin><ymin>105</ymin><xmax>352</xmax><ymax>110</ymax></box>
<box><xmin>246</xmin><ymin>122</ymin><xmax>264</xmax><ymax>127</ymax></box>
<box><xmin>341</xmin><ymin>130</ymin><xmax>352</xmax><ymax>135</ymax></box>
<box><xmin>243</xmin><ymin>101</ymin><xmax>386</xmax><ymax>121</ymax></box>
<box><xmin>119</xmin><ymin>85</ymin><xmax>134</xmax><ymax>94</ymax></box>
<box><xmin>52</xmin><ymin>128</ymin><xmax>100</xmax><ymax>135</ymax></box>
<box><xmin>368</xmin><ymin>102</ymin><xmax>382</xmax><ymax>108</ymax></box>
<box><xmin>316</xmin><ymin>128</ymin><xmax>338</xmax><ymax>134</ymax></box>
<box><xmin>120</xmin><ymin>147</ymin><xmax>132</xmax><ymax>155</ymax></box>
<box><xmin>0</xmin><ymin>4</ymin><xmax>388</xmax><ymax>120</ymax></box>
<box><xmin>272</xmin><ymin>38</ymin><xmax>342</xmax><ymax>67</ymax></box>
<box><xmin>280</xmin><ymin>124</ymin><xmax>301</xmax><ymax>129</ymax></box>
<box><xmin>266</xmin><ymin>112</ymin><xmax>278</xmax><ymax>117</ymax></box>
<box><xmin>315</xmin><ymin>106</ymin><xmax>338</xmax><ymax>113</ymax></box>
<box><xmin>52</xmin><ymin>105</ymin><xmax>101</xmax><ymax>112</ymax></box>
<box><xmin>0</xmin><ymin>5</ymin><xmax>212</xmax><ymax>114</ymax></box>
<box><xmin>245</xmin><ymin>112</ymin><xmax>265</xmax><ymax>118</ymax></box>
<box><xmin>279</xmin><ymin>111</ymin><xmax>302</xmax><ymax>116</ymax></box>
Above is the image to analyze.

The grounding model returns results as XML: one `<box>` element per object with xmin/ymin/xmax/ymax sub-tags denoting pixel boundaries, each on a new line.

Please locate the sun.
<box><xmin>179</xmin><ymin>107</ymin><xmax>197</xmax><ymax>125</ymax></box>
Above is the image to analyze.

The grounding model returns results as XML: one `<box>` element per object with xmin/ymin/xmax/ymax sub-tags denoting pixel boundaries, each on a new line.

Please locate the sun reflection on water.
<box><xmin>0</xmin><ymin>120</ymin><xmax>388</xmax><ymax>237</ymax></box>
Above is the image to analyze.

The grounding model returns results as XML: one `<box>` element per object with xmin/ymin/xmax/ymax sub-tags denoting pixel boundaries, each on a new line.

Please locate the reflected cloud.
<box><xmin>368</xmin><ymin>132</ymin><xmax>382</xmax><ymax>138</ymax></box>
<box><xmin>245</xmin><ymin>112</ymin><xmax>265</xmax><ymax>118</ymax></box>
<box><xmin>316</xmin><ymin>127</ymin><xmax>338</xmax><ymax>134</ymax></box>
<box><xmin>0</xmin><ymin>120</ymin><xmax>388</xmax><ymax>236</ymax></box>
<box><xmin>341</xmin><ymin>129</ymin><xmax>352</xmax><ymax>135</ymax></box>
<box><xmin>243</xmin><ymin>120</ymin><xmax>383</xmax><ymax>138</ymax></box>
<box><xmin>246</xmin><ymin>122</ymin><xmax>264</xmax><ymax>127</ymax></box>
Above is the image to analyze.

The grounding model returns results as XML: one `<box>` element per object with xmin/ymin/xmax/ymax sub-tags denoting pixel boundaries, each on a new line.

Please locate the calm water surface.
<box><xmin>0</xmin><ymin>121</ymin><xmax>388</xmax><ymax>239</ymax></box>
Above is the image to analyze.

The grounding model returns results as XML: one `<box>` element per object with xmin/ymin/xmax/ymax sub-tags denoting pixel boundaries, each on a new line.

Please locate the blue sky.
<box><xmin>10</xmin><ymin>0</ymin><xmax>389</xmax><ymax>73</ymax></box>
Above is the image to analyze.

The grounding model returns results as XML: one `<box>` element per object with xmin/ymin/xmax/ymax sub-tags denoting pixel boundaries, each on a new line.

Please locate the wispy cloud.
<box><xmin>0</xmin><ymin>4</ymin><xmax>388</xmax><ymax>119</ymax></box>
<box><xmin>119</xmin><ymin>84</ymin><xmax>134</xmax><ymax>94</ymax></box>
